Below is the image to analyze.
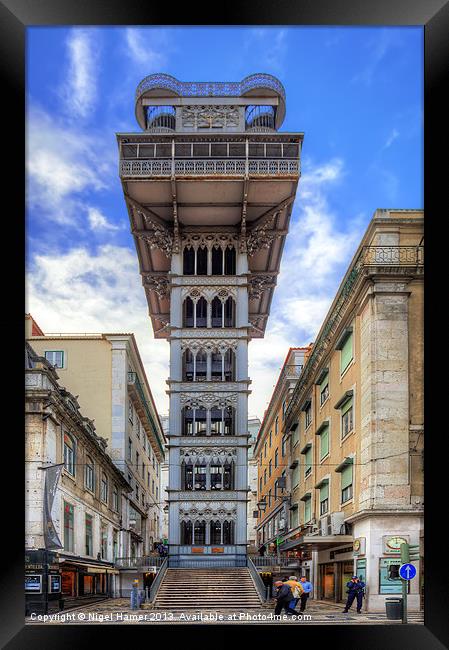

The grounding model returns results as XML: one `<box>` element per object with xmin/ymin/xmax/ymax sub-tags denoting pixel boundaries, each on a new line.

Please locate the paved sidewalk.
<box><xmin>25</xmin><ymin>598</ymin><xmax>424</xmax><ymax>625</ymax></box>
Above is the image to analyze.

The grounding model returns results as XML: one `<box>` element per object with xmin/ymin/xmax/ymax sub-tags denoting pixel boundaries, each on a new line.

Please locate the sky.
<box><xmin>25</xmin><ymin>26</ymin><xmax>423</xmax><ymax>422</ymax></box>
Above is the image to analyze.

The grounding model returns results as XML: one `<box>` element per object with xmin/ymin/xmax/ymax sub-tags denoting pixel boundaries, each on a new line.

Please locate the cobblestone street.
<box><xmin>25</xmin><ymin>598</ymin><xmax>424</xmax><ymax>625</ymax></box>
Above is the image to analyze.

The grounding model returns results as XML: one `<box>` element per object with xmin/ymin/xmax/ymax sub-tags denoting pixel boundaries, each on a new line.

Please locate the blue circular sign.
<box><xmin>399</xmin><ymin>563</ymin><xmax>416</xmax><ymax>580</ymax></box>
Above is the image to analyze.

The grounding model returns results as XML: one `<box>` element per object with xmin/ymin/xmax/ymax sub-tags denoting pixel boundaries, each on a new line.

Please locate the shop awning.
<box><xmin>279</xmin><ymin>534</ymin><xmax>353</xmax><ymax>552</ymax></box>
<box><xmin>59</xmin><ymin>559</ymin><xmax>115</xmax><ymax>573</ymax></box>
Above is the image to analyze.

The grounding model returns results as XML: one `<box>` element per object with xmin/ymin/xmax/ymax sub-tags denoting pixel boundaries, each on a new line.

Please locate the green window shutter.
<box><xmin>292</xmin><ymin>427</ymin><xmax>299</xmax><ymax>445</ymax></box>
<box><xmin>305</xmin><ymin>447</ymin><xmax>312</xmax><ymax>470</ymax></box>
<box><xmin>341</xmin><ymin>397</ymin><xmax>353</xmax><ymax>415</ymax></box>
<box><xmin>319</xmin><ymin>426</ymin><xmax>329</xmax><ymax>459</ymax></box>
<box><xmin>320</xmin><ymin>482</ymin><xmax>329</xmax><ymax>502</ymax></box>
<box><xmin>304</xmin><ymin>498</ymin><xmax>311</xmax><ymax>522</ymax></box>
<box><xmin>340</xmin><ymin>333</ymin><xmax>353</xmax><ymax>373</ymax></box>
<box><xmin>320</xmin><ymin>373</ymin><xmax>329</xmax><ymax>392</ymax></box>
<box><xmin>341</xmin><ymin>464</ymin><xmax>353</xmax><ymax>490</ymax></box>
<box><xmin>292</xmin><ymin>465</ymin><xmax>299</xmax><ymax>487</ymax></box>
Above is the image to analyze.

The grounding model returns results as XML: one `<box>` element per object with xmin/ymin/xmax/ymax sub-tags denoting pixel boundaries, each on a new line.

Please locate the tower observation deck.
<box><xmin>117</xmin><ymin>73</ymin><xmax>303</xmax><ymax>567</ymax></box>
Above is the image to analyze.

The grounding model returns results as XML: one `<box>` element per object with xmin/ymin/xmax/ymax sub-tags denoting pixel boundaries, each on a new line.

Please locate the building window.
<box><xmin>282</xmin><ymin>400</ymin><xmax>286</xmax><ymax>421</ymax></box>
<box><xmin>148</xmin><ymin>470</ymin><xmax>150</xmax><ymax>487</ymax></box>
<box><xmin>274</xmin><ymin>449</ymin><xmax>279</xmax><ymax>468</ymax></box>
<box><xmin>112</xmin><ymin>486</ymin><xmax>119</xmax><ymax>512</ymax></box>
<box><xmin>341</xmin><ymin>398</ymin><xmax>354</xmax><ymax>438</ymax></box>
<box><xmin>101</xmin><ymin>524</ymin><xmax>108</xmax><ymax>560</ymax></box>
<box><xmin>85</xmin><ymin>514</ymin><xmax>93</xmax><ymax>556</ymax></box>
<box><xmin>128</xmin><ymin>399</ymin><xmax>133</xmax><ymax>423</ymax></box>
<box><xmin>340</xmin><ymin>331</ymin><xmax>354</xmax><ymax>374</ymax></box>
<box><xmin>304</xmin><ymin>497</ymin><xmax>312</xmax><ymax>523</ymax></box>
<box><xmin>291</xmin><ymin>464</ymin><xmax>300</xmax><ymax>489</ymax></box>
<box><xmin>275</xmin><ymin>416</ymin><xmax>278</xmax><ymax>435</ymax></box>
<box><xmin>156</xmin><ymin>486</ymin><xmax>158</xmax><ymax>500</ymax></box>
<box><xmin>136</xmin><ymin>485</ymin><xmax>139</xmax><ymax>501</ymax></box>
<box><xmin>319</xmin><ymin>482</ymin><xmax>329</xmax><ymax>515</ymax></box>
<box><xmin>64</xmin><ymin>501</ymin><xmax>74</xmax><ymax>552</ymax></box>
<box><xmin>305</xmin><ymin>404</ymin><xmax>312</xmax><ymax>429</ymax></box>
<box><xmin>268</xmin><ymin>459</ymin><xmax>272</xmax><ymax>478</ymax></box>
<box><xmin>340</xmin><ymin>463</ymin><xmax>353</xmax><ymax>503</ymax></box>
<box><xmin>85</xmin><ymin>455</ymin><xmax>94</xmax><ymax>491</ymax></box>
<box><xmin>304</xmin><ymin>446</ymin><xmax>312</xmax><ymax>477</ymax></box>
<box><xmin>259</xmin><ymin>476</ymin><xmax>263</xmax><ymax>493</ymax></box>
<box><xmin>128</xmin><ymin>437</ymin><xmax>132</xmax><ymax>460</ymax></box>
<box><xmin>281</xmin><ymin>436</ymin><xmax>286</xmax><ymax>457</ymax></box>
<box><xmin>152</xmin><ymin>479</ymin><xmax>155</xmax><ymax>494</ymax></box>
<box><xmin>269</xmin><ymin>431</ymin><xmax>272</xmax><ymax>447</ymax></box>
<box><xmin>268</xmin><ymin>489</ymin><xmax>272</xmax><ymax>507</ymax></box>
<box><xmin>264</xmin><ymin>442</ymin><xmax>267</xmax><ymax>458</ymax></box>
<box><xmin>318</xmin><ymin>424</ymin><xmax>329</xmax><ymax>460</ymax></box>
<box><xmin>264</xmin><ymin>469</ymin><xmax>267</xmax><ymax>486</ymax></box>
<box><xmin>113</xmin><ymin>530</ymin><xmax>118</xmax><ymax>561</ymax></box>
<box><xmin>63</xmin><ymin>433</ymin><xmax>75</xmax><ymax>476</ymax></box>
<box><xmin>320</xmin><ymin>373</ymin><xmax>329</xmax><ymax>406</ymax></box>
<box><xmin>100</xmin><ymin>473</ymin><xmax>108</xmax><ymax>503</ymax></box>
<box><xmin>136</xmin><ymin>451</ymin><xmax>139</xmax><ymax>475</ymax></box>
<box><xmin>44</xmin><ymin>350</ymin><xmax>64</xmax><ymax>368</ymax></box>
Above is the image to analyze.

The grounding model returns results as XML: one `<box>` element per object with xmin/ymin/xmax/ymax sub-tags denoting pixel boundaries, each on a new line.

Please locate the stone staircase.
<box><xmin>153</xmin><ymin>568</ymin><xmax>263</xmax><ymax>609</ymax></box>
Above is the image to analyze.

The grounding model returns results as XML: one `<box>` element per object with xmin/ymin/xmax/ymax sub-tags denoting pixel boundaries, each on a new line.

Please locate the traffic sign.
<box><xmin>399</xmin><ymin>563</ymin><xmax>416</xmax><ymax>580</ymax></box>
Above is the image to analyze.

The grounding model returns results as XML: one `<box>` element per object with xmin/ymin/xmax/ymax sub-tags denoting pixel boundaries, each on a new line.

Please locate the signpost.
<box><xmin>399</xmin><ymin>543</ymin><xmax>419</xmax><ymax>624</ymax></box>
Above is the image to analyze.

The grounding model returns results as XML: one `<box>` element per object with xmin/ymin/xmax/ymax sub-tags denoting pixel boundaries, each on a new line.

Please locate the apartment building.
<box><xmin>281</xmin><ymin>209</ymin><xmax>424</xmax><ymax>612</ymax></box>
<box><xmin>254</xmin><ymin>348</ymin><xmax>309</xmax><ymax>550</ymax></box>
<box><xmin>26</xmin><ymin>316</ymin><xmax>166</xmax><ymax>566</ymax></box>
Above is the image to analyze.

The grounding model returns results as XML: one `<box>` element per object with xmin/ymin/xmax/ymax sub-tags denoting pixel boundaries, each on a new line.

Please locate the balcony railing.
<box><xmin>120</xmin><ymin>158</ymin><xmax>299</xmax><ymax>178</ymax></box>
<box><xmin>115</xmin><ymin>555</ymin><xmax>167</xmax><ymax>569</ymax></box>
<box><xmin>248</xmin><ymin>554</ymin><xmax>302</xmax><ymax>568</ymax></box>
<box><xmin>127</xmin><ymin>372</ymin><xmax>165</xmax><ymax>456</ymax></box>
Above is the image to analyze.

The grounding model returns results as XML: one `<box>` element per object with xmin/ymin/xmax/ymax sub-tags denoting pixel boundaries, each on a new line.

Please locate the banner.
<box><xmin>43</xmin><ymin>464</ymin><xmax>64</xmax><ymax>550</ymax></box>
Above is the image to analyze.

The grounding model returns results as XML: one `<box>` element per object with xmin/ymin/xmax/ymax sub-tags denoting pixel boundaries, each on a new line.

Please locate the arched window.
<box><xmin>224</xmin><ymin>297</ymin><xmax>235</xmax><ymax>327</ymax></box>
<box><xmin>181</xmin><ymin>520</ymin><xmax>193</xmax><ymax>545</ymax></box>
<box><xmin>193</xmin><ymin>465</ymin><xmax>207</xmax><ymax>490</ymax></box>
<box><xmin>182</xmin><ymin>407</ymin><xmax>207</xmax><ymax>436</ymax></box>
<box><xmin>85</xmin><ymin>455</ymin><xmax>94</xmax><ymax>491</ymax></box>
<box><xmin>183</xmin><ymin>297</ymin><xmax>194</xmax><ymax>327</ymax></box>
<box><xmin>195</xmin><ymin>351</ymin><xmax>207</xmax><ymax>381</ymax></box>
<box><xmin>183</xmin><ymin>247</ymin><xmax>195</xmax><ymax>275</ymax></box>
<box><xmin>211</xmin><ymin>297</ymin><xmax>223</xmax><ymax>327</ymax></box>
<box><xmin>224</xmin><ymin>247</ymin><xmax>236</xmax><ymax>275</ymax></box>
<box><xmin>222</xmin><ymin>520</ymin><xmax>235</xmax><ymax>545</ymax></box>
<box><xmin>211</xmin><ymin>349</ymin><xmax>235</xmax><ymax>381</ymax></box>
<box><xmin>63</xmin><ymin>432</ymin><xmax>75</xmax><ymax>476</ymax></box>
<box><xmin>194</xmin><ymin>520</ymin><xmax>206</xmax><ymax>545</ymax></box>
<box><xmin>196</xmin><ymin>247</ymin><xmax>207</xmax><ymax>275</ymax></box>
<box><xmin>212</xmin><ymin>247</ymin><xmax>223</xmax><ymax>275</ymax></box>
<box><xmin>196</xmin><ymin>297</ymin><xmax>207</xmax><ymax>327</ymax></box>
<box><xmin>182</xmin><ymin>459</ymin><xmax>194</xmax><ymax>490</ymax></box>
<box><xmin>210</xmin><ymin>520</ymin><xmax>221</xmax><ymax>545</ymax></box>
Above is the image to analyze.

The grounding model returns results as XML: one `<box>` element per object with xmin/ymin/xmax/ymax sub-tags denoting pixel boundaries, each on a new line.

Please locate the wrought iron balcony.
<box><xmin>115</xmin><ymin>555</ymin><xmax>166</xmax><ymax>570</ymax></box>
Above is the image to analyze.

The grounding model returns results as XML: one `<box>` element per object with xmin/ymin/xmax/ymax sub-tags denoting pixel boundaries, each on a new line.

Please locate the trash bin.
<box><xmin>385</xmin><ymin>597</ymin><xmax>403</xmax><ymax>620</ymax></box>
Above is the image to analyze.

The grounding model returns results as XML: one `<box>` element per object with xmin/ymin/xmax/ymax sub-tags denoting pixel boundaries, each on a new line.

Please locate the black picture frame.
<box><xmin>2</xmin><ymin>0</ymin><xmax>447</xmax><ymax>647</ymax></box>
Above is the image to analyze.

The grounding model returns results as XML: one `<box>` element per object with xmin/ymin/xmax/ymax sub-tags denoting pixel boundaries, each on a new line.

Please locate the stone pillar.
<box><xmin>359</xmin><ymin>281</ymin><xmax>411</xmax><ymax>510</ymax></box>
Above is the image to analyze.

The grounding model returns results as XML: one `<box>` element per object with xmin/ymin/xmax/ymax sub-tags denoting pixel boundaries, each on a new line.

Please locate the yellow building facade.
<box><xmin>281</xmin><ymin>209</ymin><xmax>424</xmax><ymax>612</ymax></box>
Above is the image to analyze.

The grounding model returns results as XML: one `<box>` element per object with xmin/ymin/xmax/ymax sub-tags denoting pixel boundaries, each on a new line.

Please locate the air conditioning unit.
<box><xmin>330</xmin><ymin>512</ymin><xmax>346</xmax><ymax>535</ymax></box>
<box><xmin>309</xmin><ymin>524</ymin><xmax>320</xmax><ymax>536</ymax></box>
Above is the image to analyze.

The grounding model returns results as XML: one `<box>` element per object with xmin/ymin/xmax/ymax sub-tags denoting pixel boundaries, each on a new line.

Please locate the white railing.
<box><xmin>120</xmin><ymin>158</ymin><xmax>299</xmax><ymax>178</ymax></box>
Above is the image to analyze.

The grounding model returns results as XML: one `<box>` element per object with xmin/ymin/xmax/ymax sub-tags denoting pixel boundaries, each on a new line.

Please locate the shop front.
<box><xmin>59</xmin><ymin>557</ymin><xmax>115</xmax><ymax>603</ymax></box>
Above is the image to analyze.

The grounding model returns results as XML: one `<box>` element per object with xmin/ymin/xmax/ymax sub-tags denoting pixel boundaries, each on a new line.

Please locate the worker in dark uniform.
<box><xmin>343</xmin><ymin>576</ymin><xmax>365</xmax><ymax>613</ymax></box>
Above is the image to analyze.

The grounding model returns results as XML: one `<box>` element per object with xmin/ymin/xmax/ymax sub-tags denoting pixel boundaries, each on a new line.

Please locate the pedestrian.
<box><xmin>259</xmin><ymin>543</ymin><xmax>266</xmax><ymax>557</ymax></box>
<box><xmin>273</xmin><ymin>580</ymin><xmax>297</xmax><ymax>616</ymax></box>
<box><xmin>284</xmin><ymin>575</ymin><xmax>304</xmax><ymax>611</ymax></box>
<box><xmin>299</xmin><ymin>576</ymin><xmax>313</xmax><ymax>612</ymax></box>
<box><xmin>343</xmin><ymin>576</ymin><xmax>366</xmax><ymax>613</ymax></box>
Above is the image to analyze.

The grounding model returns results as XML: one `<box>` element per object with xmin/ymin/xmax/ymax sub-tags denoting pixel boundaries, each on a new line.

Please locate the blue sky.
<box><xmin>25</xmin><ymin>26</ymin><xmax>423</xmax><ymax>420</ymax></box>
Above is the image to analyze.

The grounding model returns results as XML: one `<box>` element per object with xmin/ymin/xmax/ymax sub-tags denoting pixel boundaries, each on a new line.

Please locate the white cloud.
<box><xmin>124</xmin><ymin>28</ymin><xmax>168</xmax><ymax>68</ymax></box>
<box><xmin>26</xmin><ymin>105</ymin><xmax>116</xmax><ymax>225</ymax></box>
<box><xmin>351</xmin><ymin>29</ymin><xmax>394</xmax><ymax>86</ymax></box>
<box><xmin>87</xmin><ymin>207</ymin><xmax>121</xmax><ymax>231</ymax></box>
<box><xmin>247</xmin><ymin>157</ymin><xmax>367</xmax><ymax>418</ymax></box>
<box><xmin>243</xmin><ymin>28</ymin><xmax>288</xmax><ymax>75</ymax></box>
<box><xmin>63</xmin><ymin>29</ymin><xmax>100</xmax><ymax>120</ymax></box>
<box><xmin>382</xmin><ymin>128</ymin><xmax>400</xmax><ymax>150</ymax></box>
<box><xmin>26</xmin><ymin>245</ymin><xmax>170</xmax><ymax>413</ymax></box>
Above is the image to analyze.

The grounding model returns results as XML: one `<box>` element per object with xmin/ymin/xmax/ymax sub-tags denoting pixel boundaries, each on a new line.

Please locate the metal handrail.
<box><xmin>148</xmin><ymin>557</ymin><xmax>168</xmax><ymax>603</ymax></box>
<box><xmin>115</xmin><ymin>555</ymin><xmax>167</xmax><ymax>569</ymax></box>
<box><xmin>247</xmin><ymin>556</ymin><xmax>268</xmax><ymax>602</ymax></box>
<box><xmin>120</xmin><ymin>158</ymin><xmax>299</xmax><ymax>178</ymax></box>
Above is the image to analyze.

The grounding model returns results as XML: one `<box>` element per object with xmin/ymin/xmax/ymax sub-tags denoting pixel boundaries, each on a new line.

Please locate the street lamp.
<box><xmin>257</xmin><ymin>498</ymin><xmax>267</xmax><ymax>513</ymax></box>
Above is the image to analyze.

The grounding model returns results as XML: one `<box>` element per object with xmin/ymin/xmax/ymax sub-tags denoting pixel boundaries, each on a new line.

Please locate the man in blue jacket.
<box><xmin>343</xmin><ymin>576</ymin><xmax>365</xmax><ymax>613</ymax></box>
